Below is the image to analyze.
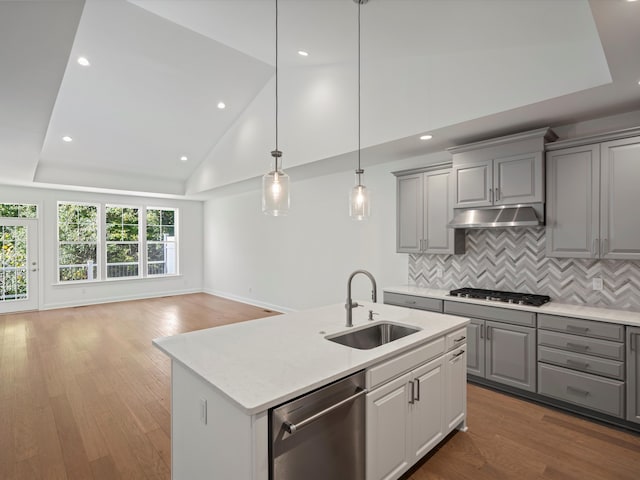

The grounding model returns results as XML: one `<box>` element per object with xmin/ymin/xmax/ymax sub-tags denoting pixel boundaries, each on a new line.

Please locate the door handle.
<box><xmin>282</xmin><ymin>388</ymin><xmax>368</xmax><ymax>435</ymax></box>
<box><xmin>408</xmin><ymin>380</ymin><xmax>415</xmax><ymax>404</ymax></box>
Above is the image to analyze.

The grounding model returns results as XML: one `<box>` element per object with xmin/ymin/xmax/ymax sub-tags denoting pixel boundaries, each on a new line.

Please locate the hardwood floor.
<box><xmin>1</xmin><ymin>293</ymin><xmax>638</xmax><ymax>479</ymax></box>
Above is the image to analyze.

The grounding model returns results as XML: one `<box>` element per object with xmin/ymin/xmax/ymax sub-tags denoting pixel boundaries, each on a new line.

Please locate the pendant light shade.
<box><xmin>350</xmin><ymin>0</ymin><xmax>370</xmax><ymax>220</ymax></box>
<box><xmin>262</xmin><ymin>0</ymin><xmax>290</xmax><ymax>216</ymax></box>
<box><xmin>262</xmin><ymin>150</ymin><xmax>290</xmax><ymax>216</ymax></box>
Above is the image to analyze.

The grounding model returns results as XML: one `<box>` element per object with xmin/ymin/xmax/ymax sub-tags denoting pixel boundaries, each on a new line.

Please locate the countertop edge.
<box><xmin>383</xmin><ymin>286</ymin><xmax>640</xmax><ymax>326</ymax></box>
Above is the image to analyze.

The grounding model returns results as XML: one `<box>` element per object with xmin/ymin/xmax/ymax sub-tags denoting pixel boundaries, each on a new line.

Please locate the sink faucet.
<box><xmin>345</xmin><ymin>269</ymin><xmax>378</xmax><ymax>327</ymax></box>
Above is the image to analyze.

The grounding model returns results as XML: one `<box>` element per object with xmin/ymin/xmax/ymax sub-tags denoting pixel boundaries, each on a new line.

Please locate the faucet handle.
<box><xmin>368</xmin><ymin>310</ymin><xmax>379</xmax><ymax>321</ymax></box>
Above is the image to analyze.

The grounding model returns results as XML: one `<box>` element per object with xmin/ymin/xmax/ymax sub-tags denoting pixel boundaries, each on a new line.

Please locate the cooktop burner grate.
<box><xmin>448</xmin><ymin>288</ymin><xmax>551</xmax><ymax>307</ymax></box>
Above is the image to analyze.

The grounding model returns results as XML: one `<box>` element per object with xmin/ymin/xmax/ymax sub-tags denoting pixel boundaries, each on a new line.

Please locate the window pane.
<box><xmin>106</xmin><ymin>244</ymin><xmax>139</xmax><ymax>264</ymax></box>
<box><xmin>106</xmin><ymin>206</ymin><xmax>121</xmax><ymax>224</ymax></box>
<box><xmin>59</xmin><ymin>265</ymin><xmax>97</xmax><ymax>282</ymax></box>
<box><xmin>161</xmin><ymin>210</ymin><xmax>175</xmax><ymax>226</ymax></box>
<box><xmin>59</xmin><ymin>244</ymin><xmax>97</xmax><ymax>266</ymax></box>
<box><xmin>146</xmin><ymin>209</ymin><xmax>160</xmax><ymax>226</ymax></box>
<box><xmin>106</xmin><ymin>224</ymin><xmax>122</xmax><ymax>241</ymax></box>
<box><xmin>147</xmin><ymin>226</ymin><xmax>161</xmax><ymax>241</ymax></box>
<box><xmin>147</xmin><ymin>243</ymin><xmax>176</xmax><ymax>275</ymax></box>
<box><xmin>20</xmin><ymin>205</ymin><xmax>37</xmax><ymax>218</ymax></box>
<box><xmin>161</xmin><ymin>226</ymin><xmax>174</xmax><ymax>238</ymax></box>
<box><xmin>147</xmin><ymin>243</ymin><xmax>164</xmax><ymax>262</ymax></box>
<box><xmin>122</xmin><ymin>224</ymin><xmax>138</xmax><ymax>241</ymax></box>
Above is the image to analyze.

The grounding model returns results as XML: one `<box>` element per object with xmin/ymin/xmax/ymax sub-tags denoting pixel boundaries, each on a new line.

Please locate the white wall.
<box><xmin>0</xmin><ymin>185</ymin><xmax>203</xmax><ymax>310</ymax></box>
<box><xmin>203</xmin><ymin>151</ymin><xmax>449</xmax><ymax>312</ymax></box>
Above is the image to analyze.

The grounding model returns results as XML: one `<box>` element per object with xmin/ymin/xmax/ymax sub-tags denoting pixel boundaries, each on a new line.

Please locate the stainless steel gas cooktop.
<box><xmin>448</xmin><ymin>287</ymin><xmax>551</xmax><ymax>307</ymax></box>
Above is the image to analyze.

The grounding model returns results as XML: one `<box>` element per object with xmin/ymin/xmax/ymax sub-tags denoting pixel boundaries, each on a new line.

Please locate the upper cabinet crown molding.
<box><xmin>447</xmin><ymin>127</ymin><xmax>558</xmax><ymax>156</ymax></box>
<box><xmin>392</xmin><ymin>161</ymin><xmax>453</xmax><ymax>177</ymax></box>
<box><xmin>546</xmin><ymin>126</ymin><xmax>640</xmax><ymax>151</ymax></box>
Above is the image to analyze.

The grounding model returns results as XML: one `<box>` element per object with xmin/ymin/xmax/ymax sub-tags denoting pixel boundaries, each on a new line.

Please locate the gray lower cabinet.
<box><xmin>444</xmin><ymin>301</ymin><xmax>536</xmax><ymax>392</ymax></box>
<box><xmin>628</xmin><ymin>327</ymin><xmax>640</xmax><ymax>424</ymax></box>
<box><xmin>537</xmin><ymin>313</ymin><xmax>625</xmax><ymax>419</ymax></box>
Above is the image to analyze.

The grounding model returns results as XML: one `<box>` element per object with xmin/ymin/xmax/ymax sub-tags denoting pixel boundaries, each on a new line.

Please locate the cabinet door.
<box><xmin>453</xmin><ymin>161</ymin><xmax>492</xmax><ymax>208</ymax></box>
<box><xmin>546</xmin><ymin>145</ymin><xmax>600</xmax><ymax>258</ymax></box>
<box><xmin>423</xmin><ymin>169</ymin><xmax>455</xmax><ymax>254</ymax></box>
<box><xmin>445</xmin><ymin>347</ymin><xmax>467</xmax><ymax>432</ymax></box>
<box><xmin>410</xmin><ymin>357</ymin><xmax>445</xmax><ymax>461</ymax></box>
<box><xmin>466</xmin><ymin>319</ymin><xmax>485</xmax><ymax>378</ymax></box>
<box><xmin>627</xmin><ymin>327</ymin><xmax>640</xmax><ymax>424</ymax></box>
<box><xmin>485</xmin><ymin>321</ymin><xmax>536</xmax><ymax>392</ymax></box>
<box><xmin>366</xmin><ymin>372</ymin><xmax>412</xmax><ymax>480</ymax></box>
<box><xmin>600</xmin><ymin>137</ymin><xmax>640</xmax><ymax>260</ymax></box>
<box><xmin>494</xmin><ymin>152</ymin><xmax>544</xmax><ymax>205</ymax></box>
<box><xmin>396</xmin><ymin>174</ymin><xmax>423</xmax><ymax>253</ymax></box>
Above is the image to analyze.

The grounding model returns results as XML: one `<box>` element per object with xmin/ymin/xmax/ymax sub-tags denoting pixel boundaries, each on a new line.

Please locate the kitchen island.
<box><xmin>153</xmin><ymin>301</ymin><xmax>469</xmax><ymax>480</ymax></box>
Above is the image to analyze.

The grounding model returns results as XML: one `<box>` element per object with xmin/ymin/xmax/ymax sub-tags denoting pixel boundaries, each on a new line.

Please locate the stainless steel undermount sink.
<box><xmin>326</xmin><ymin>322</ymin><xmax>421</xmax><ymax>350</ymax></box>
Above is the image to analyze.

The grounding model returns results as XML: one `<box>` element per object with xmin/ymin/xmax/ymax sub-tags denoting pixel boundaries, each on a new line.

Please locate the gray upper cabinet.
<box><xmin>395</xmin><ymin>167</ymin><xmax>464</xmax><ymax>254</ymax></box>
<box><xmin>453</xmin><ymin>152</ymin><xmax>544</xmax><ymax>208</ymax></box>
<box><xmin>546</xmin><ymin>131</ymin><xmax>640</xmax><ymax>260</ymax></box>
<box><xmin>628</xmin><ymin>326</ymin><xmax>640</xmax><ymax>424</ymax></box>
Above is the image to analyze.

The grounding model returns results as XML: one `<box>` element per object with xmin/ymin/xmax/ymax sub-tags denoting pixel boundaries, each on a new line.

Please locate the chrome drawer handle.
<box><xmin>454</xmin><ymin>336</ymin><xmax>466</xmax><ymax>343</ymax></box>
<box><xmin>405</xmin><ymin>300</ymin><xmax>417</xmax><ymax>305</ymax></box>
<box><xmin>566</xmin><ymin>386</ymin><xmax>590</xmax><ymax>397</ymax></box>
<box><xmin>452</xmin><ymin>350</ymin><xmax>465</xmax><ymax>360</ymax></box>
<box><xmin>566</xmin><ymin>325</ymin><xmax>589</xmax><ymax>333</ymax></box>
<box><xmin>409</xmin><ymin>381</ymin><xmax>415</xmax><ymax>405</ymax></box>
<box><xmin>415</xmin><ymin>378</ymin><xmax>420</xmax><ymax>402</ymax></box>
<box><xmin>566</xmin><ymin>359</ymin><xmax>589</xmax><ymax>369</ymax></box>
<box><xmin>282</xmin><ymin>388</ymin><xmax>367</xmax><ymax>435</ymax></box>
<box><xmin>566</xmin><ymin>342</ymin><xmax>589</xmax><ymax>351</ymax></box>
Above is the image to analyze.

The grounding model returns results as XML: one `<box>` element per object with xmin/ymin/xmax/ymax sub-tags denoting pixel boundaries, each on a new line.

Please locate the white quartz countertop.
<box><xmin>384</xmin><ymin>285</ymin><xmax>640</xmax><ymax>327</ymax></box>
<box><xmin>153</xmin><ymin>302</ymin><xmax>468</xmax><ymax>415</ymax></box>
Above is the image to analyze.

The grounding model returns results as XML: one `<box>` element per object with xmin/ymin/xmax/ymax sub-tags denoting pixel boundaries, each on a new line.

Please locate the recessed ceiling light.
<box><xmin>217</xmin><ymin>102</ymin><xmax>226</xmax><ymax>109</ymax></box>
<box><xmin>298</xmin><ymin>50</ymin><xmax>309</xmax><ymax>57</ymax></box>
<box><xmin>77</xmin><ymin>57</ymin><xmax>90</xmax><ymax>67</ymax></box>
<box><xmin>420</xmin><ymin>134</ymin><xmax>433</xmax><ymax>141</ymax></box>
<box><xmin>62</xmin><ymin>136</ymin><xmax>73</xmax><ymax>142</ymax></box>
<box><xmin>180</xmin><ymin>156</ymin><xmax>188</xmax><ymax>162</ymax></box>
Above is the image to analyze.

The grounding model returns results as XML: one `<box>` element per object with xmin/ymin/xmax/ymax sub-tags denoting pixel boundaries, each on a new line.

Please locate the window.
<box><xmin>56</xmin><ymin>203</ymin><xmax>178</xmax><ymax>283</ymax></box>
<box><xmin>106</xmin><ymin>206</ymin><xmax>140</xmax><ymax>278</ymax></box>
<box><xmin>0</xmin><ymin>203</ymin><xmax>37</xmax><ymax>218</ymax></box>
<box><xmin>0</xmin><ymin>225</ymin><xmax>27</xmax><ymax>300</ymax></box>
<box><xmin>146</xmin><ymin>208</ymin><xmax>177</xmax><ymax>276</ymax></box>
<box><xmin>57</xmin><ymin>203</ymin><xmax>99</xmax><ymax>282</ymax></box>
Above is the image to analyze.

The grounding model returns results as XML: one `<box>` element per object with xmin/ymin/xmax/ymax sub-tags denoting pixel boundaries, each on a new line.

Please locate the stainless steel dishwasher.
<box><xmin>269</xmin><ymin>370</ymin><xmax>366</xmax><ymax>480</ymax></box>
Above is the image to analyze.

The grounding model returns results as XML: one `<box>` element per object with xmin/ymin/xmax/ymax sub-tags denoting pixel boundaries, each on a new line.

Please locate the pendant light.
<box><xmin>262</xmin><ymin>0</ymin><xmax>290</xmax><ymax>216</ymax></box>
<box><xmin>349</xmin><ymin>0</ymin><xmax>370</xmax><ymax>220</ymax></box>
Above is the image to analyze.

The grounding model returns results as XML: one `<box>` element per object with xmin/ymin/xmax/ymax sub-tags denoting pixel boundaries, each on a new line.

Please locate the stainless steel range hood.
<box><xmin>448</xmin><ymin>204</ymin><xmax>544</xmax><ymax>229</ymax></box>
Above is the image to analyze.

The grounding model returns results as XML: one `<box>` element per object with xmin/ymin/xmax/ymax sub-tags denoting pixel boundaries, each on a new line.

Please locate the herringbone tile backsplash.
<box><xmin>409</xmin><ymin>228</ymin><xmax>640</xmax><ymax>312</ymax></box>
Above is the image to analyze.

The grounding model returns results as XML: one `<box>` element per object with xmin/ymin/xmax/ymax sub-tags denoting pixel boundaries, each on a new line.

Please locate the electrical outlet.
<box><xmin>592</xmin><ymin>278</ymin><xmax>604</xmax><ymax>291</ymax></box>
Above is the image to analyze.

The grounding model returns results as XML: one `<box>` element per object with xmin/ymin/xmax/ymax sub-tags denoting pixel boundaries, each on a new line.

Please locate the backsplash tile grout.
<box><xmin>409</xmin><ymin>228</ymin><xmax>640</xmax><ymax>312</ymax></box>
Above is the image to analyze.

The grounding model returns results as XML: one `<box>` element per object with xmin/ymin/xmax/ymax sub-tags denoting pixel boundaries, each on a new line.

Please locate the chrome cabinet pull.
<box><xmin>405</xmin><ymin>300</ymin><xmax>417</xmax><ymax>305</ymax></box>
<box><xmin>415</xmin><ymin>378</ymin><xmax>421</xmax><ymax>402</ymax></box>
<box><xmin>495</xmin><ymin>187</ymin><xmax>500</xmax><ymax>201</ymax></box>
<box><xmin>452</xmin><ymin>350</ymin><xmax>465</xmax><ymax>359</ymax></box>
<box><xmin>282</xmin><ymin>388</ymin><xmax>368</xmax><ymax>435</ymax></box>
<box><xmin>566</xmin><ymin>342</ymin><xmax>589</xmax><ymax>351</ymax></box>
<box><xmin>486</xmin><ymin>326</ymin><xmax>491</xmax><ymax>340</ymax></box>
<box><xmin>480</xmin><ymin>324</ymin><xmax>484</xmax><ymax>339</ymax></box>
<box><xmin>566</xmin><ymin>325</ymin><xmax>589</xmax><ymax>333</ymax></box>
<box><xmin>408</xmin><ymin>381</ymin><xmax>415</xmax><ymax>404</ymax></box>
<box><xmin>566</xmin><ymin>359</ymin><xmax>589</xmax><ymax>369</ymax></box>
<box><xmin>566</xmin><ymin>385</ymin><xmax>590</xmax><ymax>397</ymax></box>
<box><xmin>489</xmin><ymin>188</ymin><xmax>493</xmax><ymax>203</ymax></box>
<box><xmin>454</xmin><ymin>336</ymin><xmax>466</xmax><ymax>343</ymax></box>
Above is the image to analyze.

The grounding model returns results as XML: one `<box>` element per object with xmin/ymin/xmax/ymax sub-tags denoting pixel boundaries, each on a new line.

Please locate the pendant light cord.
<box><xmin>357</xmin><ymin>0</ymin><xmax>361</xmax><ymax>173</ymax></box>
<box><xmin>275</xmin><ymin>0</ymin><xmax>279</xmax><ymax>153</ymax></box>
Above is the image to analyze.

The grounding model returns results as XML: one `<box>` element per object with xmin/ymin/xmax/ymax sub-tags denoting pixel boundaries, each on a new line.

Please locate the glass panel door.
<box><xmin>0</xmin><ymin>218</ymin><xmax>38</xmax><ymax>313</ymax></box>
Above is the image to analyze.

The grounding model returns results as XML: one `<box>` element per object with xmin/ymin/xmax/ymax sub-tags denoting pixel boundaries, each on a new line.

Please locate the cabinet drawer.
<box><xmin>444</xmin><ymin>301</ymin><xmax>535</xmax><ymax>327</ymax></box>
<box><xmin>384</xmin><ymin>292</ymin><xmax>443</xmax><ymax>312</ymax></box>
<box><xmin>538</xmin><ymin>330</ymin><xmax>624</xmax><ymax>361</ymax></box>
<box><xmin>538</xmin><ymin>363</ymin><xmax>624</xmax><ymax>418</ymax></box>
<box><xmin>538</xmin><ymin>346</ymin><xmax>624</xmax><ymax>380</ymax></box>
<box><xmin>538</xmin><ymin>314</ymin><xmax>623</xmax><ymax>341</ymax></box>
<box><xmin>367</xmin><ymin>337</ymin><xmax>445</xmax><ymax>390</ymax></box>
<box><xmin>446</xmin><ymin>328</ymin><xmax>467</xmax><ymax>352</ymax></box>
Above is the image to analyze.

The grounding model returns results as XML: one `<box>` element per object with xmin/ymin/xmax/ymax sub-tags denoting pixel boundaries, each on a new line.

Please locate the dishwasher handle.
<box><xmin>283</xmin><ymin>387</ymin><xmax>368</xmax><ymax>435</ymax></box>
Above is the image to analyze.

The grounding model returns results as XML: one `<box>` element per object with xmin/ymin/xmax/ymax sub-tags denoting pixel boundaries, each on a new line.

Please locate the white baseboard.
<box><xmin>41</xmin><ymin>288</ymin><xmax>203</xmax><ymax>311</ymax></box>
<box><xmin>203</xmin><ymin>289</ymin><xmax>295</xmax><ymax>314</ymax></box>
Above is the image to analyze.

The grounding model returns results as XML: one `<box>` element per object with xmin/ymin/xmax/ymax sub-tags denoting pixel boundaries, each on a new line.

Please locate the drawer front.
<box><xmin>446</xmin><ymin>328</ymin><xmax>467</xmax><ymax>352</ymax></box>
<box><xmin>538</xmin><ymin>330</ymin><xmax>624</xmax><ymax>361</ymax></box>
<box><xmin>384</xmin><ymin>292</ymin><xmax>443</xmax><ymax>312</ymax></box>
<box><xmin>538</xmin><ymin>346</ymin><xmax>624</xmax><ymax>380</ymax></box>
<box><xmin>538</xmin><ymin>363</ymin><xmax>624</xmax><ymax>418</ymax></box>
<box><xmin>444</xmin><ymin>301</ymin><xmax>535</xmax><ymax>327</ymax></box>
<box><xmin>367</xmin><ymin>336</ymin><xmax>445</xmax><ymax>389</ymax></box>
<box><xmin>538</xmin><ymin>314</ymin><xmax>623</xmax><ymax>341</ymax></box>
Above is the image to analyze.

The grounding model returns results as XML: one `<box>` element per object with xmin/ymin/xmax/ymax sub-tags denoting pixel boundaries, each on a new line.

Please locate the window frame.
<box><xmin>56</xmin><ymin>202</ymin><xmax>179</xmax><ymax>284</ymax></box>
<box><xmin>56</xmin><ymin>201</ymin><xmax>101</xmax><ymax>283</ymax></box>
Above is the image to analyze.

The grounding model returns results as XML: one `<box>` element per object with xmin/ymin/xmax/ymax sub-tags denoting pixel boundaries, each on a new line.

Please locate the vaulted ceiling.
<box><xmin>1</xmin><ymin>0</ymin><xmax>639</xmax><ymax>198</ymax></box>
